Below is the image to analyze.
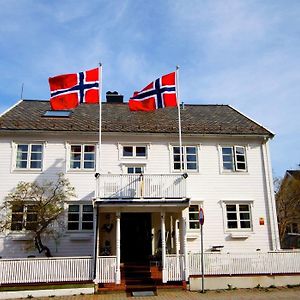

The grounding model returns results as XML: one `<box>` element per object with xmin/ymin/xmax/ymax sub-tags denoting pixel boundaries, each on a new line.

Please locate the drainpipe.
<box><xmin>262</xmin><ymin>139</ymin><xmax>280</xmax><ymax>250</ymax></box>
<box><xmin>93</xmin><ymin>206</ymin><xmax>99</xmax><ymax>281</ymax></box>
<box><xmin>161</xmin><ymin>211</ymin><xmax>167</xmax><ymax>283</ymax></box>
<box><xmin>116</xmin><ymin>211</ymin><xmax>121</xmax><ymax>284</ymax></box>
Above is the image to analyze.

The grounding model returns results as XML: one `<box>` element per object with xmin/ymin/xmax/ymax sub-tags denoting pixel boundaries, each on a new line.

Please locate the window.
<box><xmin>67</xmin><ymin>204</ymin><xmax>93</xmax><ymax>231</ymax></box>
<box><xmin>70</xmin><ymin>145</ymin><xmax>95</xmax><ymax>170</ymax></box>
<box><xmin>225</xmin><ymin>203</ymin><xmax>252</xmax><ymax>230</ymax></box>
<box><xmin>221</xmin><ymin>146</ymin><xmax>247</xmax><ymax>172</ymax></box>
<box><xmin>16</xmin><ymin>144</ymin><xmax>43</xmax><ymax>170</ymax></box>
<box><xmin>173</xmin><ymin>146</ymin><xmax>198</xmax><ymax>171</ymax></box>
<box><xmin>189</xmin><ymin>205</ymin><xmax>200</xmax><ymax>229</ymax></box>
<box><xmin>127</xmin><ymin>166</ymin><xmax>144</xmax><ymax>174</ymax></box>
<box><xmin>11</xmin><ymin>204</ymin><xmax>37</xmax><ymax>231</ymax></box>
<box><xmin>122</xmin><ymin>146</ymin><xmax>147</xmax><ymax>158</ymax></box>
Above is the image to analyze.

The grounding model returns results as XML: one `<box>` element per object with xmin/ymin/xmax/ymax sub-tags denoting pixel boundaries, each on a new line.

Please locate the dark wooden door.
<box><xmin>121</xmin><ymin>213</ymin><xmax>152</xmax><ymax>262</ymax></box>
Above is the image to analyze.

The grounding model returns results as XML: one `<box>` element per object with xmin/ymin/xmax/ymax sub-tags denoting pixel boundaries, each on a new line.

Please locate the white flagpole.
<box><xmin>175</xmin><ymin>66</ymin><xmax>183</xmax><ymax>172</ymax></box>
<box><xmin>98</xmin><ymin>63</ymin><xmax>103</xmax><ymax>174</ymax></box>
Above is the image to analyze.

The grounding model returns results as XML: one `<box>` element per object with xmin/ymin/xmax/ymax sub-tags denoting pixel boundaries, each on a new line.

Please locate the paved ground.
<box><xmin>16</xmin><ymin>286</ymin><xmax>300</xmax><ymax>300</ymax></box>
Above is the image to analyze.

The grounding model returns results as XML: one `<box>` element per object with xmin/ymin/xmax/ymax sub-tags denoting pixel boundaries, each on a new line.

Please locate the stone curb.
<box><xmin>0</xmin><ymin>287</ymin><xmax>94</xmax><ymax>299</ymax></box>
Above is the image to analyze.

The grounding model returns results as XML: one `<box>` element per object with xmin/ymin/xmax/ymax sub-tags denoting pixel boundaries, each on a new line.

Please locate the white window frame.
<box><xmin>188</xmin><ymin>203</ymin><xmax>203</xmax><ymax>230</ymax></box>
<box><xmin>221</xmin><ymin>201</ymin><xmax>253</xmax><ymax>232</ymax></box>
<box><xmin>120</xmin><ymin>144</ymin><xmax>148</xmax><ymax>159</ymax></box>
<box><xmin>220</xmin><ymin>145</ymin><xmax>247</xmax><ymax>173</ymax></box>
<box><xmin>67</xmin><ymin>144</ymin><xmax>96</xmax><ymax>172</ymax></box>
<box><xmin>12</xmin><ymin>142</ymin><xmax>44</xmax><ymax>172</ymax></box>
<box><xmin>67</xmin><ymin>203</ymin><xmax>94</xmax><ymax>232</ymax></box>
<box><xmin>10</xmin><ymin>203</ymin><xmax>38</xmax><ymax>232</ymax></box>
<box><xmin>171</xmin><ymin>145</ymin><xmax>199</xmax><ymax>173</ymax></box>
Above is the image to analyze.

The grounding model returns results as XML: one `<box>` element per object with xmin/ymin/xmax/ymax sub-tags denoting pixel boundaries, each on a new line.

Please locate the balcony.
<box><xmin>95</xmin><ymin>174</ymin><xmax>187</xmax><ymax>200</ymax></box>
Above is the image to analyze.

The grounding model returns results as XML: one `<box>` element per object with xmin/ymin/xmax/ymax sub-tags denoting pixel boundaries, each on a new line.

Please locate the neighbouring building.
<box><xmin>0</xmin><ymin>96</ymin><xmax>280</xmax><ymax>284</ymax></box>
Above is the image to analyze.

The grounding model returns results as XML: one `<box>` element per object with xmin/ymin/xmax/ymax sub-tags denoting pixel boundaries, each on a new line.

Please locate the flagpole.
<box><xmin>175</xmin><ymin>66</ymin><xmax>183</xmax><ymax>172</ymax></box>
<box><xmin>98</xmin><ymin>63</ymin><xmax>103</xmax><ymax>174</ymax></box>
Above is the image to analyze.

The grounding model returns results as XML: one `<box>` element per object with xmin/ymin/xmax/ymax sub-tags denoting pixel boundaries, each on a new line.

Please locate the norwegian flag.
<box><xmin>49</xmin><ymin>68</ymin><xmax>99</xmax><ymax>110</ymax></box>
<box><xmin>129</xmin><ymin>72</ymin><xmax>178</xmax><ymax>111</ymax></box>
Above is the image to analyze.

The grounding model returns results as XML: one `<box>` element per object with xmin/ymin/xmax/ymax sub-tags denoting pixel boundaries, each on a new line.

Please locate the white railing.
<box><xmin>95</xmin><ymin>256</ymin><xmax>116</xmax><ymax>283</ymax></box>
<box><xmin>189</xmin><ymin>251</ymin><xmax>300</xmax><ymax>276</ymax></box>
<box><xmin>0</xmin><ymin>256</ymin><xmax>93</xmax><ymax>284</ymax></box>
<box><xmin>166</xmin><ymin>254</ymin><xmax>185</xmax><ymax>281</ymax></box>
<box><xmin>96</xmin><ymin>174</ymin><xmax>186</xmax><ymax>199</ymax></box>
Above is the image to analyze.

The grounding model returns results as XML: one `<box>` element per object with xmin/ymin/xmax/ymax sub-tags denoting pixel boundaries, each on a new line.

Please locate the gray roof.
<box><xmin>0</xmin><ymin>100</ymin><xmax>273</xmax><ymax>137</ymax></box>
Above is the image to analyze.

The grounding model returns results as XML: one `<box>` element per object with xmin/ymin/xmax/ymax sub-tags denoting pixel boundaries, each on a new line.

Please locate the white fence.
<box><xmin>189</xmin><ymin>251</ymin><xmax>300</xmax><ymax>276</ymax></box>
<box><xmin>0</xmin><ymin>256</ymin><xmax>93</xmax><ymax>284</ymax></box>
<box><xmin>95</xmin><ymin>256</ymin><xmax>116</xmax><ymax>283</ymax></box>
<box><xmin>96</xmin><ymin>174</ymin><xmax>186</xmax><ymax>199</ymax></box>
<box><xmin>166</xmin><ymin>254</ymin><xmax>185</xmax><ymax>281</ymax></box>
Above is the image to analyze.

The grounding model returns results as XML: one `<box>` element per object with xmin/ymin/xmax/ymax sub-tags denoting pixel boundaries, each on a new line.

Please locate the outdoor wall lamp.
<box><xmin>94</xmin><ymin>173</ymin><xmax>100</xmax><ymax>178</ymax></box>
<box><xmin>182</xmin><ymin>173</ymin><xmax>188</xmax><ymax>179</ymax></box>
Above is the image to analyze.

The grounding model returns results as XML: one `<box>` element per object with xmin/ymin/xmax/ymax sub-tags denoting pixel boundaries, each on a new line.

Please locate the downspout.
<box><xmin>93</xmin><ymin>206</ymin><xmax>99</xmax><ymax>281</ymax></box>
<box><xmin>262</xmin><ymin>138</ymin><xmax>280</xmax><ymax>250</ymax></box>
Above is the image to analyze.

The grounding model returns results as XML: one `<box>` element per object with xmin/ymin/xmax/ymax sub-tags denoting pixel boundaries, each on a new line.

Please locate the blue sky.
<box><xmin>0</xmin><ymin>0</ymin><xmax>299</xmax><ymax>177</ymax></box>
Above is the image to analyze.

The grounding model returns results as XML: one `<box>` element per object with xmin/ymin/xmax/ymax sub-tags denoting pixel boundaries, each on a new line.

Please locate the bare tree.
<box><xmin>0</xmin><ymin>173</ymin><xmax>75</xmax><ymax>257</ymax></box>
<box><xmin>275</xmin><ymin>172</ymin><xmax>300</xmax><ymax>245</ymax></box>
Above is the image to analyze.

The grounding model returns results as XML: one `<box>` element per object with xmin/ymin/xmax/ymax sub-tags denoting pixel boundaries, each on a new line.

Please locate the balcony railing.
<box><xmin>95</xmin><ymin>174</ymin><xmax>186</xmax><ymax>199</ymax></box>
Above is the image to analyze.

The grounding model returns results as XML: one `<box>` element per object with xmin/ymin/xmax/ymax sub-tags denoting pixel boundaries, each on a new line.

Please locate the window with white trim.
<box><xmin>225</xmin><ymin>203</ymin><xmax>252</xmax><ymax>230</ymax></box>
<box><xmin>16</xmin><ymin>144</ymin><xmax>43</xmax><ymax>170</ymax></box>
<box><xmin>221</xmin><ymin>146</ymin><xmax>247</xmax><ymax>172</ymax></box>
<box><xmin>69</xmin><ymin>144</ymin><xmax>95</xmax><ymax>170</ymax></box>
<box><xmin>122</xmin><ymin>145</ymin><xmax>147</xmax><ymax>158</ymax></box>
<box><xmin>11</xmin><ymin>204</ymin><xmax>37</xmax><ymax>231</ymax></box>
<box><xmin>188</xmin><ymin>204</ymin><xmax>200</xmax><ymax>229</ymax></box>
<box><xmin>67</xmin><ymin>204</ymin><xmax>93</xmax><ymax>231</ymax></box>
<box><xmin>172</xmin><ymin>146</ymin><xmax>198</xmax><ymax>171</ymax></box>
<box><xmin>127</xmin><ymin>166</ymin><xmax>144</xmax><ymax>174</ymax></box>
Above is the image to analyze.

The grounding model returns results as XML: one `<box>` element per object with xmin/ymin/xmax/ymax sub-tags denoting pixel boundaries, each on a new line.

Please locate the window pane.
<box><xmin>31</xmin><ymin>145</ymin><xmax>42</xmax><ymax>152</ymax></box>
<box><xmin>12</xmin><ymin>204</ymin><xmax>24</xmax><ymax>213</ymax></box>
<box><xmin>68</xmin><ymin>214</ymin><xmax>79</xmax><ymax>221</ymax></box>
<box><xmin>228</xmin><ymin>221</ymin><xmax>238</xmax><ymax>228</ymax></box>
<box><xmin>186</xmin><ymin>147</ymin><xmax>196</xmax><ymax>154</ymax></box>
<box><xmin>84</xmin><ymin>153</ymin><xmax>95</xmax><ymax>161</ymax></box>
<box><xmin>189</xmin><ymin>205</ymin><xmax>199</xmax><ymax>212</ymax></box>
<box><xmin>68</xmin><ymin>205</ymin><xmax>79</xmax><ymax>212</ymax></box>
<box><xmin>31</xmin><ymin>153</ymin><xmax>42</xmax><ymax>160</ymax></box>
<box><xmin>82</xmin><ymin>214</ymin><xmax>93</xmax><ymax>221</ymax></box>
<box><xmin>123</xmin><ymin>146</ymin><xmax>133</xmax><ymax>157</ymax></box>
<box><xmin>174</xmin><ymin>154</ymin><xmax>181</xmax><ymax>162</ymax></box>
<box><xmin>223</xmin><ymin>156</ymin><xmax>233</xmax><ymax>162</ymax></box>
<box><xmin>70</xmin><ymin>161</ymin><xmax>81</xmax><ymax>169</ymax></box>
<box><xmin>235</xmin><ymin>147</ymin><xmax>245</xmax><ymax>154</ymax></box>
<box><xmin>227</xmin><ymin>213</ymin><xmax>237</xmax><ymax>220</ymax></box>
<box><xmin>11</xmin><ymin>223</ymin><xmax>23</xmax><ymax>231</ymax></box>
<box><xmin>189</xmin><ymin>213</ymin><xmax>198</xmax><ymax>220</ymax></box>
<box><xmin>84</xmin><ymin>162</ymin><xmax>95</xmax><ymax>169</ymax></box>
<box><xmin>226</xmin><ymin>205</ymin><xmax>236</xmax><ymax>212</ymax></box>
<box><xmin>239</xmin><ymin>205</ymin><xmax>249</xmax><ymax>211</ymax></box>
<box><xmin>174</xmin><ymin>163</ymin><xmax>181</xmax><ymax>170</ymax></box>
<box><xmin>18</xmin><ymin>145</ymin><xmax>28</xmax><ymax>152</ymax></box>
<box><xmin>71</xmin><ymin>153</ymin><xmax>81</xmax><ymax>160</ymax></box>
<box><xmin>71</xmin><ymin>145</ymin><xmax>81</xmax><ymax>152</ymax></box>
<box><xmin>16</xmin><ymin>161</ymin><xmax>27</xmax><ymax>168</ymax></box>
<box><xmin>240</xmin><ymin>213</ymin><xmax>250</xmax><ymax>220</ymax></box>
<box><xmin>237</xmin><ymin>163</ymin><xmax>246</xmax><ymax>170</ymax></box>
<box><xmin>127</xmin><ymin>167</ymin><xmax>134</xmax><ymax>174</ymax></box>
<box><xmin>83</xmin><ymin>205</ymin><xmax>93</xmax><ymax>212</ymax></box>
<box><xmin>136</xmin><ymin>147</ymin><xmax>146</xmax><ymax>157</ymax></box>
<box><xmin>12</xmin><ymin>214</ymin><xmax>23</xmax><ymax>222</ymax></box>
<box><xmin>30</xmin><ymin>161</ymin><xmax>41</xmax><ymax>169</ymax></box>
<box><xmin>223</xmin><ymin>162</ymin><xmax>233</xmax><ymax>170</ymax></box>
<box><xmin>173</xmin><ymin>147</ymin><xmax>180</xmax><ymax>154</ymax></box>
<box><xmin>240</xmin><ymin>221</ymin><xmax>251</xmax><ymax>228</ymax></box>
<box><xmin>17</xmin><ymin>152</ymin><xmax>28</xmax><ymax>160</ymax></box>
<box><xmin>84</xmin><ymin>145</ymin><xmax>95</xmax><ymax>152</ymax></box>
<box><xmin>190</xmin><ymin>222</ymin><xmax>200</xmax><ymax>229</ymax></box>
<box><xmin>68</xmin><ymin>223</ymin><xmax>79</xmax><ymax>230</ymax></box>
<box><xmin>222</xmin><ymin>147</ymin><xmax>232</xmax><ymax>155</ymax></box>
<box><xmin>236</xmin><ymin>155</ymin><xmax>245</xmax><ymax>162</ymax></box>
<box><xmin>187</xmin><ymin>163</ymin><xmax>197</xmax><ymax>170</ymax></box>
<box><xmin>187</xmin><ymin>155</ymin><xmax>196</xmax><ymax>162</ymax></box>
<box><xmin>82</xmin><ymin>222</ymin><xmax>93</xmax><ymax>230</ymax></box>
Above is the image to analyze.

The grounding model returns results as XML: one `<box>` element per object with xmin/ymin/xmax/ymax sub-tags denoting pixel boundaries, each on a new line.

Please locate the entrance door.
<box><xmin>121</xmin><ymin>213</ymin><xmax>152</xmax><ymax>263</ymax></box>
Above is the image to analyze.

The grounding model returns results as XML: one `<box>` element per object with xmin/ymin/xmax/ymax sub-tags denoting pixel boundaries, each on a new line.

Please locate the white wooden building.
<box><xmin>0</xmin><ymin>96</ymin><xmax>282</xmax><ymax>285</ymax></box>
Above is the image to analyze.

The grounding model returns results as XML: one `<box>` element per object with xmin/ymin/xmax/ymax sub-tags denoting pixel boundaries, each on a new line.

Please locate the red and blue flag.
<box><xmin>49</xmin><ymin>68</ymin><xmax>99</xmax><ymax>110</ymax></box>
<box><xmin>129</xmin><ymin>72</ymin><xmax>178</xmax><ymax>111</ymax></box>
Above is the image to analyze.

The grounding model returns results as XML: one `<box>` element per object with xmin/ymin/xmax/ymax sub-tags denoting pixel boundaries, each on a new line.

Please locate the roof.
<box><xmin>287</xmin><ymin>170</ymin><xmax>300</xmax><ymax>180</ymax></box>
<box><xmin>0</xmin><ymin>100</ymin><xmax>274</xmax><ymax>137</ymax></box>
